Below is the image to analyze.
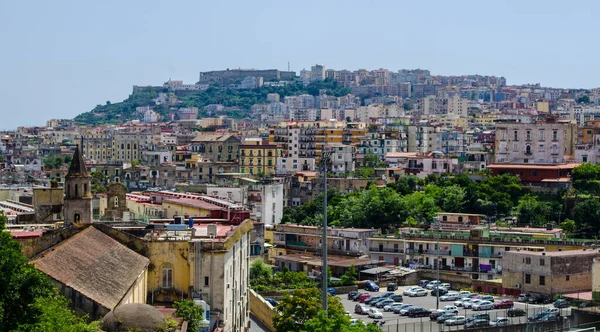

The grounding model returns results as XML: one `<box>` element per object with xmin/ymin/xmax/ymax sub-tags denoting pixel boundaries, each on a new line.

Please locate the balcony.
<box><xmin>405</xmin><ymin>249</ymin><xmax>451</xmax><ymax>256</ymax></box>
<box><xmin>370</xmin><ymin>247</ymin><xmax>404</xmax><ymax>254</ymax></box>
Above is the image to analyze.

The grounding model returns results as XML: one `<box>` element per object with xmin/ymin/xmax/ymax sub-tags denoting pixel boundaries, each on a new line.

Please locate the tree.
<box><xmin>15</xmin><ymin>290</ymin><xmax>100</xmax><ymax>332</ymax></box>
<box><xmin>340</xmin><ymin>265</ymin><xmax>357</xmax><ymax>286</ymax></box>
<box><xmin>273</xmin><ymin>288</ymin><xmax>347</xmax><ymax>332</ymax></box>
<box><xmin>174</xmin><ymin>299</ymin><xmax>204</xmax><ymax>332</ymax></box>
<box><xmin>573</xmin><ymin>199</ymin><xmax>600</xmax><ymax>237</ymax></box>
<box><xmin>578</xmin><ymin>95</ymin><xmax>591</xmax><ymax>104</ymax></box>
<box><xmin>131</xmin><ymin>160</ymin><xmax>141</xmax><ymax>167</ymax></box>
<box><xmin>572</xmin><ymin>163</ymin><xmax>600</xmax><ymax>195</ymax></box>
<box><xmin>90</xmin><ymin>184</ymin><xmax>106</xmax><ymax>194</ymax></box>
<box><xmin>91</xmin><ymin>171</ymin><xmax>108</xmax><ymax>186</ymax></box>
<box><xmin>559</xmin><ymin>219</ymin><xmax>576</xmax><ymax>237</ymax></box>
<box><xmin>403</xmin><ymin>102</ymin><xmax>414</xmax><ymax>111</ymax></box>
<box><xmin>250</xmin><ymin>259</ymin><xmax>272</xmax><ymax>286</ymax></box>
<box><xmin>300</xmin><ymin>310</ymin><xmax>381</xmax><ymax>332</ymax></box>
<box><xmin>362</xmin><ymin>155</ymin><xmax>384</xmax><ymax>168</ymax></box>
<box><xmin>516</xmin><ymin>195</ymin><xmax>552</xmax><ymax>227</ymax></box>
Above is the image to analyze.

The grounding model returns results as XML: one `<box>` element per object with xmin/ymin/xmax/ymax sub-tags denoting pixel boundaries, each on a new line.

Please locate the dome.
<box><xmin>102</xmin><ymin>303</ymin><xmax>165</xmax><ymax>332</ymax></box>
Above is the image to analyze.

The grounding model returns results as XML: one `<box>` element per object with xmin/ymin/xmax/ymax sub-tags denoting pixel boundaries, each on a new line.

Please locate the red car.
<box><xmin>493</xmin><ymin>300</ymin><xmax>514</xmax><ymax>309</ymax></box>
<box><xmin>359</xmin><ymin>294</ymin><xmax>372</xmax><ymax>303</ymax></box>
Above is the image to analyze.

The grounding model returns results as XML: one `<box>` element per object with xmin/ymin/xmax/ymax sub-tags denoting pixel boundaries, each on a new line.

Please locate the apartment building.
<box><xmin>190</xmin><ymin>134</ymin><xmax>240</xmax><ymax>163</ymax></box>
<box><xmin>502</xmin><ymin>250</ymin><xmax>600</xmax><ymax>296</ymax></box>
<box><xmin>310</xmin><ymin>64</ymin><xmax>325</xmax><ymax>82</ymax></box>
<box><xmin>328</xmin><ymin>143</ymin><xmax>355</xmax><ymax>173</ymax></box>
<box><xmin>448</xmin><ymin>95</ymin><xmax>469</xmax><ymax>118</ymax></box>
<box><xmin>239</xmin><ymin>139</ymin><xmax>280</xmax><ymax>176</ymax></box>
<box><xmin>495</xmin><ymin>117</ymin><xmax>576</xmax><ymax>164</ymax></box>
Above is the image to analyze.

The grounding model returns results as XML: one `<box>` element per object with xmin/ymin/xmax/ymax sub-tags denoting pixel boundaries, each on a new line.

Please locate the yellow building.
<box><xmin>537</xmin><ymin>101</ymin><xmax>550</xmax><ymax>113</ymax></box>
<box><xmin>239</xmin><ymin>139</ymin><xmax>280</xmax><ymax>176</ymax></box>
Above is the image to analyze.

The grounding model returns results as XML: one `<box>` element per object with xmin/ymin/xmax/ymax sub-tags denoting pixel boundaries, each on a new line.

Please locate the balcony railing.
<box><xmin>370</xmin><ymin>247</ymin><xmax>404</xmax><ymax>253</ymax></box>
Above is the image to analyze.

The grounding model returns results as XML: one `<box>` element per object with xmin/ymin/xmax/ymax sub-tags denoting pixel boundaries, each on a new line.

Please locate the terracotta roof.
<box><xmin>163</xmin><ymin>197</ymin><xmax>224</xmax><ymax>211</ymax></box>
<box><xmin>33</xmin><ymin>227</ymin><xmax>149</xmax><ymax>310</ymax></box>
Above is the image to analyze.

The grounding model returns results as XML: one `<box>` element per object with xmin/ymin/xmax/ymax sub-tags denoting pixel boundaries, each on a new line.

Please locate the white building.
<box><xmin>448</xmin><ymin>95</ymin><xmax>469</xmax><ymax>118</ymax></box>
<box><xmin>328</xmin><ymin>143</ymin><xmax>355</xmax><ymax>173</ymax></box>
<box><xmin>310</xmin><ymin>64</ymin><xmax>325</xmax><ymax>82</ymax></box>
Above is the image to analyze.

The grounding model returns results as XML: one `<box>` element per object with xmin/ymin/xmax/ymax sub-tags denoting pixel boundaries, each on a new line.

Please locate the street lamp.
<box><xmin>322</xmin><ymin>148</ymin><xmax>333</xmax><ymax>315</ymax></box>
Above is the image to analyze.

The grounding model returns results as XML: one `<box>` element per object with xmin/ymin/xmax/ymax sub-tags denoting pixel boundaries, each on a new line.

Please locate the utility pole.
<box><xmin>322</xmin><ymin>149</ymin><xmax>332</xmax><ymax>315</ymax></box>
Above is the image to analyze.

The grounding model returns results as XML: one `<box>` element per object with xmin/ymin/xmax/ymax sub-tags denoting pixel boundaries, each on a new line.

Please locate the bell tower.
<box><xmin>64</xmin><ymin>144</ymin><xmax>93</xmax><ymax>225</ymax></box>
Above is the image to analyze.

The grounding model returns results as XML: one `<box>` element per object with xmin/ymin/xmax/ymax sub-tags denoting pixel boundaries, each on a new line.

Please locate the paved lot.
<box><xmin>339</xmin><ymin>285</ymin><xmax>571</xmax><ymax>332</ymax></box>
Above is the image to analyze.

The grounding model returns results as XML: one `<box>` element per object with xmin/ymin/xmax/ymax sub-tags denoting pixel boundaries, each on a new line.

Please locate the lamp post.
<box><xmin>322</xmin><ymin>148</ymin><xmax>332</xmax><ymax>315</ymax></box>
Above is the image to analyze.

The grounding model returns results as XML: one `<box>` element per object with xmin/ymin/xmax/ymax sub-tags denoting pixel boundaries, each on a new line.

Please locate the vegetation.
<box><xmin>173</xmin><ymin>300</ymin><xmax>204</xmax><ymax>332</ymax></box>
<box><xmin>273</xmin><ymin>288</ymin><xmax>380</xmax><ymax>332</ymax></box>
<box><xmin>90</xmin><ymin>171</ymin><xmax>108</xmax><ymax>194</ymax></box>
<box><xmin>74</xmin><ymin>79</ymin><xmax>351</xmax><ymax>125</ymax></box>
<box><xmin>0</xmin><ymin>212</ymin><xmax>100</xmax><ymax>331</ymax></box>
<box><xmin>43</xmin><ymin>154</ymin><xmax>72</xmax><ymax>170</ymax></box>
<box><xmin>250</xmin><ymin>260</ymin><xmax>318</xmax><ymax>292</ymax></box>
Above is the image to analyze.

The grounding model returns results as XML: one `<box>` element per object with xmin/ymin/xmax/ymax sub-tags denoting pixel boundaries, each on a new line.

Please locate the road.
<box><xmin>338</xmin><ymin>285</ymin><xmax>571</xmax><ymax>332</ymax></box>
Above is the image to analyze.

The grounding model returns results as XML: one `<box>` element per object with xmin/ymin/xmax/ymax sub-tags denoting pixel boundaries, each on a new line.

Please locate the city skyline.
<box><xmin>1</xmin><ymin>0</ymin><xmax>599</xmax><ymax>129</ymax></box>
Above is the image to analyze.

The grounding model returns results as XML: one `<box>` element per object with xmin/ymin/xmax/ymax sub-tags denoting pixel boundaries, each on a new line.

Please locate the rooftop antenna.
<box><xmin>288</xmin><ymin>61</ymin><xmax>290</xmax><ymax>72</ymax></box>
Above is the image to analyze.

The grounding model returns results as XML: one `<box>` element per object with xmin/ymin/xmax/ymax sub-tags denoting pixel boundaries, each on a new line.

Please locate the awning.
<box><xmin>359</xmin><ymin>267</ymin><xmax>392</xmax><ymax>275</ymax></box>
<box><xmin>264</xmin><ymin>243</ymin><xmax>273</xmax><ymax>248</ymax></box>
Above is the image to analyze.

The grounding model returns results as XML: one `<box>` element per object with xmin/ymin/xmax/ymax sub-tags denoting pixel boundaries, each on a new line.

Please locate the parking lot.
<box><xmin>339</xmin><ymin>285</ymin><xmax>571</xmax><ymax>331</ymax></box>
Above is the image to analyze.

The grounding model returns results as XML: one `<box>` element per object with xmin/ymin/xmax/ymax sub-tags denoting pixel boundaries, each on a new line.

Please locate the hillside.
<box><xmin>73</xmin><ymin>79</ymin><xmax>351</xmax><ymax>125</ymax></box>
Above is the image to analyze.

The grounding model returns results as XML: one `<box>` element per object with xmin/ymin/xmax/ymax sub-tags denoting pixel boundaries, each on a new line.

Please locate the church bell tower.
<box><xmin>64</xmin><ymin>144</ymin><xmax>93</xmax><ymax>225</ymax></box>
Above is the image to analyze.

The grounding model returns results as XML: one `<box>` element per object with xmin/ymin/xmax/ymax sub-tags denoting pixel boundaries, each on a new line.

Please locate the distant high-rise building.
<box><xmin>310</xmin><ymin>64</ymin><xmax>325</xmax><ymax>82</ymax></box>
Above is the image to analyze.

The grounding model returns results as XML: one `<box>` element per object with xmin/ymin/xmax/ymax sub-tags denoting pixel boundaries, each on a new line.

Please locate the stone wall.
<box><xmin>249</xmin><ymin>290</ymin><xmax>275</xmax><ymax>332</ymax></box>
<box><xmin>22</xmin><ymin>226</ymin><xmax>83</xmax><ymax>258</ymax></box>
<box><xmin>258</xmin><ymin>285</ymin><xmax>358</xmax><ymax>300</ymax></box>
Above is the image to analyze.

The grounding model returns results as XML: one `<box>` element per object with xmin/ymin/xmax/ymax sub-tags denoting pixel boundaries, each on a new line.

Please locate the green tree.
<box><xmin>273</xmin><ymin>288</ymin><xmax>347</xmax><ymax>332</ymax></box>
<box><xmin>516</xmin><ymin>195</ymin><xmax>552</xmax><ymax>227</ymax></box>
<box><xmin>249</xmin><ymin>259</ymin><xmax>272</xmax><ymax>285</ymax></box>
<box><xmin>173</xmin><ymin>299</ymin><xmax>205</xmax><ymax>332</ymax></box>
<box><xmin>131</xmin><ymin>160</ymin><xmax>141</xmax><ymax>167</ymax></box>
<box><xmin>340</xmin><ymin>265</ymin><xmax>357</xmax><ymax>286</ymax></box>
<box><xmin>559</xmin><ymin>219</ymin><xmax>576</xmax><ymax>236</ymax></box>
<box><xmin>15</xmin><ymin>290</ymin><xmax>100</xmax><ymax>332</ymax></box>
<box><xmin>362</xmin><ymin>155</ymin><xmax>384</xmax><ymax>168</ymax></box>
<box><xmin>578</xmin><ymin>95</ymin><xmax>591</xmax><ymax>104</ymax></box>
<box><xmin>573</xmin><ymin>199</ymin><xmax>600</xmax><ymax>237</ymax></box>
<box><xmin>357</xmin><ymin>167</ymin><xmax>375</xmax><ymax>179</ymax></box>
<box><xmin>402</xmin><ymin>102</ymin><xmax>414</xmax><ymax>111</ymax></box>
<box><xmin>572</xmin><ymin>163</ymin><xmax>600</xmax><ymax>194</ymax></box>
<box><xmin>300</xmin><ymin>310</ymin><xmax>381</xmax><ymax>332</ymax></box>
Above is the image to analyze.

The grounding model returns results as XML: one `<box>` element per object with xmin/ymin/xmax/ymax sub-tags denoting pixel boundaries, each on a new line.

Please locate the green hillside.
<box><xmin>74</xmin><ymin>79</ymin><xmax>351</xmax><ymax>125</ymax></box>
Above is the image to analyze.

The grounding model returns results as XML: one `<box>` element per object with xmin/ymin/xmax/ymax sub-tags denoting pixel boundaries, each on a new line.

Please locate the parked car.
<box><xmin>403</xmin><ymin>287</ymin><xmax>423</xmax><ymax>296</ymax></box>
<box><xmin>539</xmin><ymin>313</ymin><xmax>559</xmax><ymax>322</ymax></box>
<box><xmin>470</xmin><ymin>313</ymin><xmax>490</xmax><ymax>321</ymax></box>
<box><xmin>543</xmin><ymin>308</ymin><xmax>560</xmax><ymax>316</ymax></box>
<box><xmin>493</xmin><ymin>300</ymin><xmax>514</xmax><ymax>309</ymax></box>
<box><xmin>381</xmin><ymin>292</ymin><xmax>396</xmax><ymax>298</ymax></box>
<box><xmin>390</xmin><ymin>294</ymin><xmax>404</xmax><ymax>302</ymax></box>
<box><xmin>408</xmin><ymin>307</ymin><xmax>431</xmax><ymax>318</ymax></box>
<box><xmin>436</xmin><ymin>313</ymin><xmax>456</xmax><ymax>324</ymax></box>
<box><xmin>429</xmin><ymin>309</ymin><xmax>446</xmax><ymax>320</ymax></box>
<box><xmin>418</xmin><ymin>280</ymin><xmax>430</xmax><ymax>288</ymax></box>
<box><xmin>376</xmin><ymin>299</ymin><xmax>394</xmax><ymax>308</ymax></box>
<box><xmin>463</xmin><ymin>299</ymin><xmax>481</xmax><ymax>309</ymax></box>
<box><xmin>444</xmin><ymin>316</ymin><xmax>466</xmax><ymax>326</ymax></box>
<box><xmin>528</xmin><ymin>312</ymin><xmax>546</xmax><ymax>322</ymax></box>
<box><xmin>507</xmin><ymin>308</ymin><xmax>527</xmax><ymax>317</ymax></box>
<box><xmin>327</xmin><ymin>288</ymin><xmax>336</xmax><ymax>296</ymax></box>
<box><xmin>528</xmin><ymin>295</ymin><xmax>550</xmax><ymax>304</ymax></box>
<box><xmin>393</xmin><ymin>304</ymin><xmax>414</xmax><ymax>314</ymax></box>
<box><xmin>265</xmin><ymin>298</ymin><xmax>278</xmax><ymax>307</ymax></box>
<box><xmin>355</xmin><ymin>304</ymin><xmax>369</xmax><ymax>315</ymax></box>
<box><xmin>579</xmin><ymin>302</ymin><xmax>591</xmax><ymax>309</ymax></box>
<box><xmin>466</xmin><ymin>319</ymin><xmax>490</xmax><ymax>328</ymax></box>
<box><xmin>348</xmin><ymin>291</ymin><xmax>358</xmax><ymax>300</ymax></box>
<box><xmin>440</xmin><ymin>292</ymin><xmax>460</xmax><ymax>301</ymax></box>
<box><xmin>384</xmin><ymin>302</ymin><xmax>404</xmax><ymax>312</ymax></box>
<box><xmin>430</xmin><ymin>288</ymin><xmax>448</xmax><ymax>296</ymax></box>
<box><xmin>490</xmin><ymin>317</ymin><xmax>510</xmax><ymax>327</ymax></box>
<box><xmin>365</xmin><ymin>296</ymin><xmax>383</xmax><ymax>305</ymax></box>
<box><xmin>352</xmin><ymin>292</ymin><xmax>364</xmax><ymax>301</ymax></box>
<box><xmin>443</xmin><ymin>305</ymin><xmax>459</xmax><ymax>314</ymax></box>
<box><xmin>473</xmin><ymin>300</ymin><xmax>494</xmax><ymax>311</ymax></box>
<box><xmin>358</xmin><ymin>294</ymin><xmax>371</xmax><ymax>303</ymax></box>
<box><xmin>364</xmin><ymin>280</ymin><xmax>380</xmax><ymax>292</ymax></box>
<box><xmin>409</xmin><ymin>288</ymin><xmax>428</xmax><ymax>297</ymax></box>
<box><xmin>426</xmin><ymin>281</ymin><xmax>441</xmax><ymax>290</ymax></box>
<box><xmin>554</xmin><ymin>299</ymin><xmax>570</xmax><ymax>308</ymax></box>
<box><xmin>387</xmin><ymin>282</ymin><xmax>398</xmax><ymax>291</ymax></box>
<box><xmin>440</xmin><ymin>283</ymin><xmax>451</xmax><ymax>290</ymax></box>
<box><xmin>454</xmin><ymin>297</ymin><xmax>471</xmax><ymax>307</ymax></box>
<box><xmin>478</xmin><ymin>295</ymin><xmax>494</xmax><ymax>302</ymax></box>
<box><xmin>458</xmin><ymin>291</ymin><xmax>472</xmax><ymax>297</ymax></box>
<box><xmin>517</xmin><ymin>293</ymin><xmax>531</xmax><ymax>302</ymax></box>
<box><xmin>398</xmin><ymin>304</ymin><xmax>416</xmax><ymax>315</ymax></box>
<box><xmin>367</xmin><ymin>308</ymin><xmax>383</xmax><ymax>319</ymax></box>
<box><xmin>349</xmin><ymin>318</ymin><xmax>365</xmax><ymax>326</ymax></box>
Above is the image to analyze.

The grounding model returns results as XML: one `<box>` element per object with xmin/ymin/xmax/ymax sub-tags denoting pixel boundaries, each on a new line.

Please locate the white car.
<box><xmin>472</xmin><ymin>300</ymin><xmax>494</xmax><ymax>311</ymax></box>
<box><xmin>444</xmin><ymin>315</ymin><xmax>466</xmax><ymax>326</ymax></box>
<box><xmin>544</xmin><ymin>308</ymin><xmax>560</xmax><ymax>316</ymax></box>
<box><xmin>440</xmin><ymin>292</ymin><xmax>460</xmax><ymax>301</ymax></box>
<box><xmin>463</xmin><ymin>299</ymin><xmax>481</xmax><ymax>309</ymax></box>
<box><xmin>426</xmin><ymin>281</ymin><xmax>441</xmax><ymax>290</ymax></box>
<box><xmin>454</xmin><ymin>297</ymin><xmax>471</xmax><ymax>307</ymax></box>
<box><xmin>409</xmin><ymin>289</ymin><xmax>428</xmax><ymax>297</ymax></box>
<box><xmin>399</xmin><ymin>305</ymin><xmax>416</xmax><ymax>315</ymax></box>
<box><xmin>403</xmin><ymin>287</ymin><xmax>422</xmax><ymax>296</ymax></box>
<box><xmin>458</xmin><ymin>291</ymin><xmax>472</xmax><ymax>297</ymax></box>
<box><xmin>384</xmin><ymin>302</ymin><xmax>403</xmax><ymax>312</ymax></box>
<box><xmin>443</xmin><ymin>305</ymin><xmax>459</xmax><ymax>314</ymax></box>
<box><xmin>490</xmin><ymin>317</ymin><xmax>510</xmax><ymax>326</ymax></box>
<box><xmin>440</xmin><ymin>283</ymin><xmax>451</xmax><ymax>290</ymax></box>
<box><xmin>367</xmin><ymin>308</ymin><xmax>383</xmax><ymax>319</ymax></box>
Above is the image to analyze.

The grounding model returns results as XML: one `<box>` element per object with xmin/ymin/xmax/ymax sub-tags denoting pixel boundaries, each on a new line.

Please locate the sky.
<box><xmin>0</xmin><ymin>0</ymin><xmax>598</xmax><ymax>130</ymax></box>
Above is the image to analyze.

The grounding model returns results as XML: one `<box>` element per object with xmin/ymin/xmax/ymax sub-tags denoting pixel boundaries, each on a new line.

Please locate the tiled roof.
<box><xmin>33</xmin><ymin>227</ymin><xmax>149</xmax><ymax>310</ymax></box>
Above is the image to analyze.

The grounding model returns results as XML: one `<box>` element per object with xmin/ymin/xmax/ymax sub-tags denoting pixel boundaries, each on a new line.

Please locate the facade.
<box><xmin>502</xmin><ymin>250</ymin><xmax>600</xmax><ymax>296</ymax></box>
<box><xmin>190</xmin><ymin>134</ymin><xmax>241</xmax><ymax>162</ymax></box>
<box><xmin>239</xmin><ymin>140</ymin><xmax>280</xmax><ymax>176</ymax></box>
<box><xmin>310</xmin><ymin>64</ymin><xmax>325</xmax><ymax>82</ymax></box>
<box><xmin>447</xmin><ymin>95</ymin><xmax>469</xmax><ymax>118</ymax></box>
<box><xmin>328</xmin><ymin>143</ymin><xmax>356</xmax><ymax>173</ymax></box>
<box><xmin>64</xmin><ymin>146</ymin><xmax>93</xmax><ymax>225</ymax></box>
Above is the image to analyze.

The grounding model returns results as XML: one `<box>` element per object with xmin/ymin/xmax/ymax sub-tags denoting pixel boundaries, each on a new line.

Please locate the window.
<box><xmin>539</xmin><ymin>276</ymin><xmax>545</xmax><ymax>285</ymax></box>
<box><xmin>458</xmin><ymin>216</ymin><xmax>463</xmax><ymax>222</ymax></box>
<box><xmin>525</xmin><ymin>257</ymin><xmax>531</xmax><ymax>264</ymax></box>
<box><xmin>530</xmin><ymin>170</ymin><xmax>538</xmax><ymax>176</ymax></box>
<box><xmin>525</xmin><ymin>145</ymin><xmax>532</xmax><ymax>154</ymax></box>
<box><xmin>566</xmin><ymin>275</ymin><xmax>570</xmax><ymax>281</ymax></box>
<box><xmin>204</xmin><ymin>276</ymin><xmax>209</xmax><ymax>286</ymax></box>
<box><xmin>525</xmin><ymin>274</ymin><xmax>531</xmax><ymax>284</ymax></box>
<box><xmin>526</xmin><ymin>130</ymin><xmax>531</xmax><ymax>141</ymax></box>
<box><xmin>513</xmin><ymin>131</ymin><xmax>518</xmax><ymax>141</ymax></box>
<box><xmin>539</xmin><ymin>130</ymin><xmax>545</xmax><ymax>141</ymax></box>
<box><xmin>162</xmin><ymin>264</ymin><xmax>173</xmax><ymax>288</ymax></box>
<box><xmin>553</xmin><ymin>130</ymin><xmax>558</xmax><ymax>141</ymax></box>
<box><xmin>540</xmin><ymin>259</ymin><xmax>545</xmax><ymax>266</ymax></box>
<box><xmin>539</xmin><ymin>144</ymin><xmax>545</xmax><ymax>152</ymax></box>
<box><xmin>583</xmin><ymin>155</ymin><xmax>588</xmax><ymax>162</ymax></box>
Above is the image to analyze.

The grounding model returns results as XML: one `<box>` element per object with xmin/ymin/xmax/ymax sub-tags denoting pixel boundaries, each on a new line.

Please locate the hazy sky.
<box><xmin>1</xmin><ymin>0</ymin><xmax>598</xmax><ymax>129</ymax></box>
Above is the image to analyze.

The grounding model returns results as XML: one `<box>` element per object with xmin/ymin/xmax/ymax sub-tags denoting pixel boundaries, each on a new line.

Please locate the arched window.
<box><xmin>74</xmin><ymin>213</ymin><xmax>81</xmax><ymax>223</ymax></box>
<box><xmin>525</xmin><ymin>145</ymin><xmax>532</xmax><ymax>154</ymax></box>
<box><xmin>162</xmin><ymin>263</ymin><xmax>173</xmax><ymax>288</ymax></box>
